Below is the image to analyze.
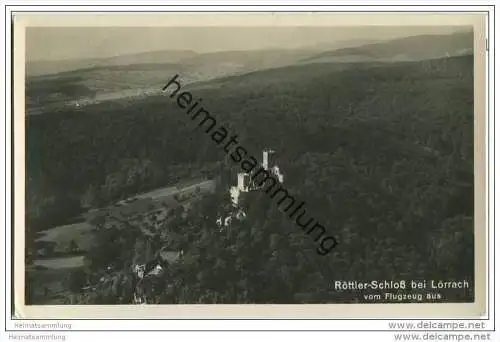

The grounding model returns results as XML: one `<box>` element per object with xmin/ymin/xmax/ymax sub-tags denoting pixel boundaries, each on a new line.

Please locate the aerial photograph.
<box><xmin>24</xmin><ymin>25</ymin><xmax>475</xmax><ymax>305</ymax></box>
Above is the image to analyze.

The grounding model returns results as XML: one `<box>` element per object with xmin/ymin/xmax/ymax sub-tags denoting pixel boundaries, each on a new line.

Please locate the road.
<box><xmin>118</xmin><ymin>179</ymin><xmax>215</xmax><ymax>202</ymax></box>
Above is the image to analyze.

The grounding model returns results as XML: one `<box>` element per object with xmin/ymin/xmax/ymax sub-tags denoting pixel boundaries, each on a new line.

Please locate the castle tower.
<box><xmin>237</xmin><ymin>173</ymin><xmax>251</xmax><ymax>192</ymax></box>
<box><xmin>263</xmin><ymin>149</ymin><xmax>276</xmax><ymax>170</ymax></box>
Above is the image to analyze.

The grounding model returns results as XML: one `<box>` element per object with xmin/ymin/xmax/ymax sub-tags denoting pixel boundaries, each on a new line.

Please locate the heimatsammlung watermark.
<box><xmin>162</xmin><ymin>74</ymin><xmax>339</xmax><ymax>256</ymax></box>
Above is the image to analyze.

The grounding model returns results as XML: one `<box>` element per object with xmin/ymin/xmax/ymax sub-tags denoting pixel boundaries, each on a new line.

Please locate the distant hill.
<box><xmin>26</xmin><ymin>48</ymin><xmax>321</xmax><ymax>78</ymax></box>
<box><xmin>25</xmin><ymin>32</ymin><xmax>474</xmax><ymax>115</ymax></box>
<box><xmin>188</xmin><ymin>54</ymin><xmax>473</xmax><ymax>96</ymax></box>
<box><xmin>26</xmin><ymin>38</ymin><xmax>376</xmax><ymax>77</ymax></box>
<box><xmin>25</xmin><ymin>48</ymin><xmax>326</xmax><ymax>114</ymax></box>
<box><xmin>26</xmin><ymin>50</ymin><xmax>198</xmax><ymax>76</ymax></box>
<box><xmin>302</xmin><ymin>31</ymin><xmax>474</xmax><ymax>63</ymax></box>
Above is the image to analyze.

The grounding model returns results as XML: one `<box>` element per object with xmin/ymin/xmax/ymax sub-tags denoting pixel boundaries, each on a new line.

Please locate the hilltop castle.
<box><xmin>217</xmin><ymin>148</ymin><xmax>284</xmax><ymax>228</ymax></box>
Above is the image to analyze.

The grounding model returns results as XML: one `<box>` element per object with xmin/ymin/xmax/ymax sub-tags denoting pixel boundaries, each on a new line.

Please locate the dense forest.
<box><xmin>26</xmin><ymin>54</ymin><xmax>475</xmax><ymax>303</ymax></box>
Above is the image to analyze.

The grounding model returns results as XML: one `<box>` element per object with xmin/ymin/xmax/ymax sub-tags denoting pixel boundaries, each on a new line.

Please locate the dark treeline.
<box><xmin>27</xmin><ymin>55</ymin><xmax>474</xmax><ymax>303</ymax></box>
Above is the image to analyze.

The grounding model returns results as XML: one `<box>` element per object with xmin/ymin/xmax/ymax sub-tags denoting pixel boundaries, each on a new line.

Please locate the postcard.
<box><xmin>12</xmin><ymin>11</ymin><xmax>488</xmax><ymax>319</ymax></box>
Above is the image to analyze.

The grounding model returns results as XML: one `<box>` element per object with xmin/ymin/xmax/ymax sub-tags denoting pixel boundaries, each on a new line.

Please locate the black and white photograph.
<box><xmin>20</xmin><ymin>17</ymin><xmax>481</xmax><ymax>310</ymax></box>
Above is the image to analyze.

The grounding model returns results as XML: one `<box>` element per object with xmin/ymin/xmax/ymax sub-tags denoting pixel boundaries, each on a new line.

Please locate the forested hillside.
<box><xmin>26</xmin><ymin>54</ymin><xmax>474</xmax><ymax>303</ymax></box>
<box><xmin>303</xmin><ymin>31</ymin><xmax>473</xmax><ymax>63</ymax></box>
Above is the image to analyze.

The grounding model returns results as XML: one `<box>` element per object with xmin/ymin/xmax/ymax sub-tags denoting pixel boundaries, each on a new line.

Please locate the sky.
<box><xmin>26</xmin><ymin>26</ymin><xmax>471</xmax><ymax>61</ymax></box>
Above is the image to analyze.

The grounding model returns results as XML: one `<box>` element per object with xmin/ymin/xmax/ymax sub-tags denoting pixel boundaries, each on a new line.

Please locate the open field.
<box><xmin>35</xmin><ymin>222</ymin><xmax>95</xmax><ymax>253</ymax></box>
<box><xmin>27</xmin><ymin>178</ymin><xmax>216</xmax><ymax>304</ymax></box>
<box><xmin>30</xmin><ymin>178</ymin><xmax>216</xmax><ymax>267</ymax></box>
<box><xmin>32</xmin><ymin>256</ymin><xmax>86</xmax><ymax>269</ymax></box>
